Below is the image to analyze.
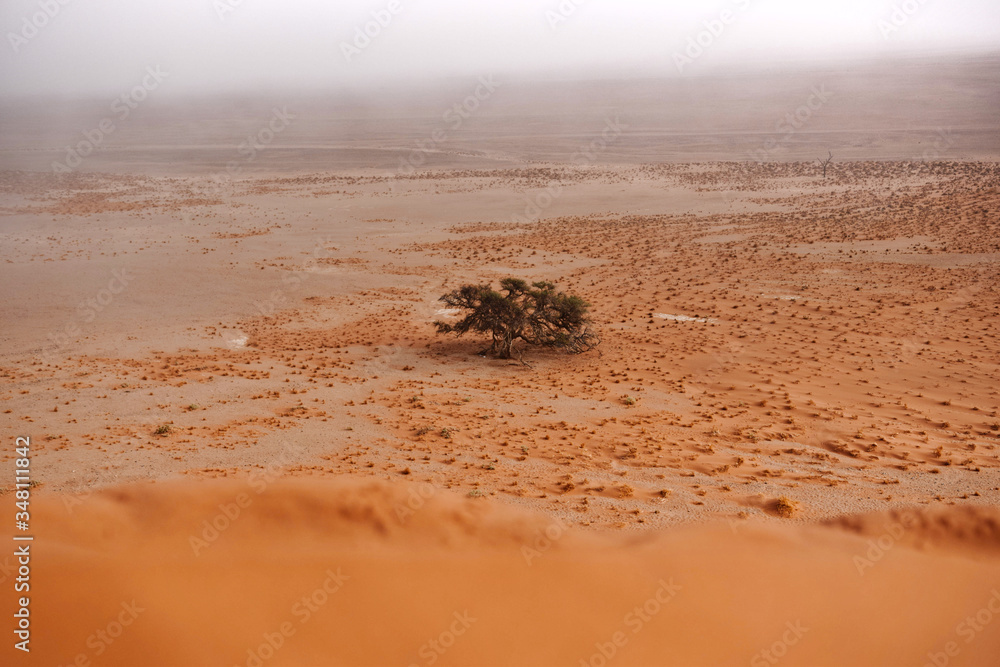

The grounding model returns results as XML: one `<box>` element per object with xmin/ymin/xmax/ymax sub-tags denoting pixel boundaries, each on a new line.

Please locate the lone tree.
<box><xmin>434</xmin><ymin>278</ymin><xmax>599</xmax><ymax>361</ymax></box>
<box><xmin>818</xmin><ymin>151</ymin><xmax>834</xmax><ymax>178</ymax></box>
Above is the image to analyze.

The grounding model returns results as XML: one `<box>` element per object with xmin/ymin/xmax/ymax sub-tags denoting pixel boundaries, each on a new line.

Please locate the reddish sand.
<box><xmin>5</xmin><ymin>479</ymin><xmax>1000</xmax><ymax>666</ymax></box>
<box><xmin>2</xmin><ymin>58</ymin><xmax>1000</xmax><ymax>665</ymax></box>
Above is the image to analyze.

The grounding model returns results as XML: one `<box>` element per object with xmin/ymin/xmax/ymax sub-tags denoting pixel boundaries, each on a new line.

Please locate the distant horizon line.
<box><xmin>2</xmin><ymin>46</ymin><xmax>998</xmax><ymax>101</ymax></box>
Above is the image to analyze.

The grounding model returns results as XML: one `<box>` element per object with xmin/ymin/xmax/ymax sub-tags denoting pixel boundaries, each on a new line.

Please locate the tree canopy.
<box><xmin>434</xmin><ymin>278</ymin><xmax>599</xmax><ymax>360</ymax></box>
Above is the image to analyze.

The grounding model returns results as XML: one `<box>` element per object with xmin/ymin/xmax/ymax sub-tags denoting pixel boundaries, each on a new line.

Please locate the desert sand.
<box><xmin>1</xmin><ymin>56</ymin><xmax>1000</xmax><ymax>665</ymax></box>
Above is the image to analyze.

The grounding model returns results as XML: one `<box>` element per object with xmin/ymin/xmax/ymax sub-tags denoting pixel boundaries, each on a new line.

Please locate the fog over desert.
<box><xmin>2</xmin><ymin>1</ymin><xmax>1000</xmax><ymax>665</ymax></box>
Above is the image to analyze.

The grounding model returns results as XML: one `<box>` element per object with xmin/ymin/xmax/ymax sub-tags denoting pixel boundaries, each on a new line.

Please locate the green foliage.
<box><xmin>434</xmin><ymin>278</ymin><xmax>599</xmax><ymax>360</ymax></box>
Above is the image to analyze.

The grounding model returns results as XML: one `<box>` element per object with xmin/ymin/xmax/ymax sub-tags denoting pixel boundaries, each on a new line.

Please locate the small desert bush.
<box><xmin>774</xmin><ymin>496</ymin><xmax>798</xmax><ymax>518</ymax></box>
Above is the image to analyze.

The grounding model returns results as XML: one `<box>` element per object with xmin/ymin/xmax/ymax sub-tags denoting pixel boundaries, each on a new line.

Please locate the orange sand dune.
<box><xmin>9</xmin><ymin>480</ymin><xmax>1000</xmax><ymax>667</ymax></box>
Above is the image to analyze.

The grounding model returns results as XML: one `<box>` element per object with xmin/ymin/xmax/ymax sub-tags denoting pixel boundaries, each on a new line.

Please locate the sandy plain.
<box><xmin>1</xmin><ymin>56</ymin><xmax>1000</xmax><ymax>666</ymax></box>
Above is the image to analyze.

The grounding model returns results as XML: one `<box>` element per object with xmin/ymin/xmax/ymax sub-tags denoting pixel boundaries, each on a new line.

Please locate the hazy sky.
<box><xmin>2</xmin><ymin>0</ymin><xmax>998</xmax><ymax>95</ymax></box>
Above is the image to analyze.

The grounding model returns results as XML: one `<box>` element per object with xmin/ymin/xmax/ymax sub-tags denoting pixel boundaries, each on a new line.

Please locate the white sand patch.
<box><xmin>228</xmin><ymin>335</ymin><xmax>248</xmax><ymax>349</ymax></box>
<box><xmin>435</xmin><ymin>309</ymin><xmax>462</xmax><ymax>317</ymax></box>
<box><xmin>655</xmin><ymin>314</ymin><xmax>717</xmax><ymax>323</ymax></box>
